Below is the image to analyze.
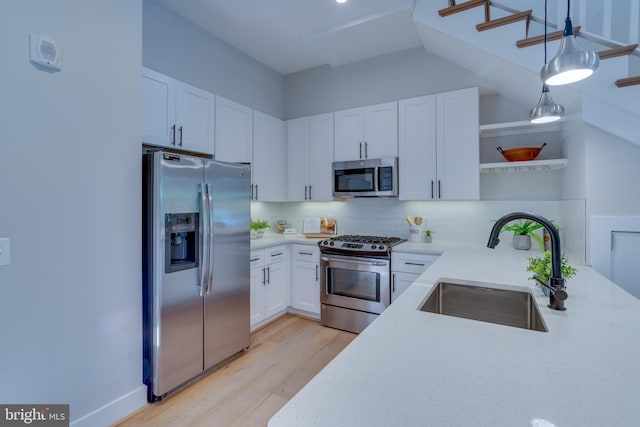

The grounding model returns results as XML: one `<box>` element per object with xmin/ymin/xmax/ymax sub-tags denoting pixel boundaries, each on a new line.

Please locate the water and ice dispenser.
<box><xmin>165</xmin><ymin>213</ymin><xmax>199</xmax><ymax>273</ymax></box>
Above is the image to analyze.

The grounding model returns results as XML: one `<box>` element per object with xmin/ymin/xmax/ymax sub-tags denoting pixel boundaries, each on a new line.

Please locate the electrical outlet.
<box><xmin>0</xmin><ymin>238</ymin><xmax>10</xmax><ymax>266</ymax></box>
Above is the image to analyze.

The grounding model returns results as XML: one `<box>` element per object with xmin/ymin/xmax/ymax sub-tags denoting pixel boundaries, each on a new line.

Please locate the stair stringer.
<box><xmin>413</xmin><ymin>0</ymin><xmax>640</xmax><ymax>147</ymax></box>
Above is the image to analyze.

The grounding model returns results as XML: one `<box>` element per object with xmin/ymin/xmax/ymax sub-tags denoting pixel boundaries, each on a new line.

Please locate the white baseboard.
<box><xmin>70</xmin><ymin>386</ymin><xmax>147</xmax><ymax>427</ymax></box>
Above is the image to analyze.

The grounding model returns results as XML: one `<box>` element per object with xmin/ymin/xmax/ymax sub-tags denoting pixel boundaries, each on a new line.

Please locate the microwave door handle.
<box><xmin>199</xmin><ymin>183</ymin><xmax>209</xmax><ymax>297</ymax></box>
<box><xmin>374</xmin><ymin>166</ymin><xmax>380</xmax><ymax>192</ymax></box>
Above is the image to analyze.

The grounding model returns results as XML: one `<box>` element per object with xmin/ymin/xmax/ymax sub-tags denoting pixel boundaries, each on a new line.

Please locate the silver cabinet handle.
<box><xmin>271</xmin><ymin>252</ymin><xmax>283</xmax><ymax>257</ymax></box>
<box><xmin>298</xmin><ymin>251</ymin><xmax>313</xmax><ymax>256</ymax></box>
<box><xmin>364</xmin><ymin>142</ymin><xmax>368</xmax><ymax>158</ymax></box>
<box><xmin>404</xmin><ymin>262</ymin><xmax>426</xmax><ymax>266</ymax></box>
<box><xmin>262</xmin><ymin>267</ymin><xmax>266</xmax><ymax>285</ymax></box>
<box><xmin>315</xmin><ymin>264</ymin><xmax>319</xmax><ymax>281</ymax></box>
<box><xmin>438</xmin><ymin>180</ymin><xmax>441</xmax><ymax>199</ymax></box>
<box><xmin>250</xmin><ymin>257</ymin><xmax>260</xmax><ymax>262</ymax></box>
<box><xmin>359</xmin><ymin>142</ymin><xmax>363</xmax><ymax>159</ymax></box>
<box><xmin>431</xmin><ymin>180</ymin><xmax>434</xmax><ymax>199</ymax></box>
<box><xmin>171</xmin><ymin>124</ymin><xmax>176</xmax><ymax>146</ymax></box>
<box><xmin>267</xmin><ymin>266</ymin><xmax>271</xmax><ymax>284</ymax></box>
<box><xmin>254</xmin><ymin>184</ymin><xmax>258</xmax><ymax>200</ymax></box>
<box><xmin>308</xmin><ymin>185</ymin><xmax>312</xmax><ymax>200</ymax></box>
<box><xmin>304</xmin><ymin>185</ymin><xmax>308</xmax><ymax>200</ymax></box>
<box><xmin>392</xmin><ymin>273</ymin><xmax>396</xmax><ymax>293</ymax></box>
<box><xmin>178</xmin><ymin>126</ymin><xmax>183</xmax><ymax>146</ymax></box>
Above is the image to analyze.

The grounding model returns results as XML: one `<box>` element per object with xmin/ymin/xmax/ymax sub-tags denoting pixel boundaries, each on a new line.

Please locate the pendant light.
<box><xmin>530</xmin><ymin>0</ymin><xmax>564</xmax><ymax>123</ymax></box>
<box><xmin>540</xmin><ymin>0</ymin><xmax>599</xmax><ymax>85</ymax></box>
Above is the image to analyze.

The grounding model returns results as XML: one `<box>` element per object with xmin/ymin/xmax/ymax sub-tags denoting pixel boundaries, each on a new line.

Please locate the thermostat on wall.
<box><xmin>29</xmin><ymin>34</ymin><xmax>61</xmax><ymax>71</ymax></box>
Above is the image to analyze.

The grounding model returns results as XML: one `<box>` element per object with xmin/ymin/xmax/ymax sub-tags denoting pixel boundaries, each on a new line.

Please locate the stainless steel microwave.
<box><xmin>332</xmin><ymin>157</ymin><xmax>398</xmax><ymax>197</ymax></box>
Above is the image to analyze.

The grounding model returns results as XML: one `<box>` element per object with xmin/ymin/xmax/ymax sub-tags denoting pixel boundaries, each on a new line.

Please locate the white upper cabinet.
<box><xmin>215</xmin><ymin>96</ymin><xmax>253</xmax><ymax>163</ymax></box>
<box><xmin>287</xmin><ymin>113</ymin><xmax>334</xmax><ymax>201</ymax></box>
<box><xmin>398</xmin><ymin>87</ymin><xmax>479</xmax><ymax>201</ymax></box>
<box><xmin>252</xmin><ymin>111</ymin><xmax>287</xmax><ymax>201</ymax></box>
<box><xmin>141</xmin><ymin>68</ymin><xmax>214</xmax><ymax>155</ymax></box>
<box><xmin>334</xmin><ymin>101</ymin><xmax>398</xmax><ymax>161</ymax></box>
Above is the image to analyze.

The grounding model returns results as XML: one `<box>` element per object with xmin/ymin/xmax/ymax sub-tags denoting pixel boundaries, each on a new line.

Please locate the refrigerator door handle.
<box><xmin>199</xmin><ymin>183</ymin><xmax>209</xmax><ymax>297</ymax></box>
<box><xmin>207</xmin><ymin>183</ymin><xmax>215</xmax><ymax>295</ymax></box>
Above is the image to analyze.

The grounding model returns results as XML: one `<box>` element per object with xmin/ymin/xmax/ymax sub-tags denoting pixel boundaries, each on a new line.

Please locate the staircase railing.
<box><xmin>491</xmin><ymin>0</ymin><xmax>640</xmax><ymax>57</ymax></box>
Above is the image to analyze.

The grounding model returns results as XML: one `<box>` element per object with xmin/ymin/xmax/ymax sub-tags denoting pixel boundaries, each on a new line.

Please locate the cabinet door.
<box><xmin>175</xmin><ymin>81</ymin><xmax>215</xmax><ymax>155</ymax></box>
<box><xmin>141</xmin><ymin>68</ymin><xmax>176</xmax><ymax>148</ymax></box>
<box><xmin>287</xmin><ymin>117</ymin><xmax>310</xmax><ymax>201</ymax></box>
<box><xmin>264</xmin><ymin>261</ymin><xmax>289</xmax><ymax>318</ymax></box>
<box><xmin>253</xmin><ymin>111</ymin><xmax>286</xmax><ymax>201</ymax></box>
<box><xmin>308</xmin><ymin>113</ymin><xmax>334</xmax><ymax>201</ymax></box>
<box><xmin>215</xmin><ymin>96</ymin><xmax>253</xmax><ymax>163</ymax></box>
<box><xmin>391</xmin><ymin>272</ymin><xmax>419</xmax><ymax>303</ymax></box>
<box><xmin>436</xmin><ymin>87</ymin><xmax>479</xmax><ymax>200</ymax></box>
<box><xmin>364</xmin><ymin>101</ymin><xmax>398</xmax><ymax>159</ymax></box>
<box><xmin>334</xmin><ymin>107</ymin><xmax>364</xmax><ymax>161</ymax></box>
<box><xmin>398</xmin><ymin>96</ymin><xmax>437</xmax><ymax>200</ymax></box>
<box><xmin>250</xmin><ymin>265</ymin><xmax>265</xmax><ymax>326</ymax></box>
<box><xmin>292</xmin><ymin>259</ymin><xmax>320</xmax><ymax>314</ymax></box>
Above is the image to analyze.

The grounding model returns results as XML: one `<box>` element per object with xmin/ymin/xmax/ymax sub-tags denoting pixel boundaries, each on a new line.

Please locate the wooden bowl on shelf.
<box><xmin>497</xmin><ymin>143</ymin><xmax>547</xmax><ymax>162</ymax></box>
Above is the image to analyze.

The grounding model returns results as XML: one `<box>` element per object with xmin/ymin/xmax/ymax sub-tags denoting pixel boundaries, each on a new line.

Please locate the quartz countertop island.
<box><xmin>269</xmin><ymin>241</ymin><xmax>640</xmax><ymax>427</ymax></box>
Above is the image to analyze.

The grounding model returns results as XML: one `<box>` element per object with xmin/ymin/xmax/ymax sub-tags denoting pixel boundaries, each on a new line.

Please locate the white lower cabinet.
<box><xmin>291</xmin><ymin>244</ymin><xmax>321</xmax><ymax>315</ymax></box>
<box><xmin>250</xmin><ymin>245</ymin><xmax>290</xmax><ymax>328</ymax></box>
<box><xmin>391</xmin><ymin>251</ymin><xmax>440</xmax><ymax>302</ymax></box>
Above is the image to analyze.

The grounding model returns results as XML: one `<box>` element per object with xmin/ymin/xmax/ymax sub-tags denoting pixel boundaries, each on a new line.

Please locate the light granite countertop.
<box><xmin>269</xmin><ymin>241</ymin><xmax>640</xmax><ymax>427</ymax></box>
<box><xmin>249</xmin><ymin>233</ymin><xmax>323</xmax><ymax>250</ymax></box>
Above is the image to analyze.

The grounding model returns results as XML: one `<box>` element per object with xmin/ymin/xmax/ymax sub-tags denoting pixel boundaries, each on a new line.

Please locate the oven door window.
<box><xmin>335</xmin><ymin>168</ymin><xmax>375</xmax><ymax>193</ymax></box>
<box><xmin>327</xmin><ymin>267</ymin><xmax>380</xmax><ymax>302</ymax></box>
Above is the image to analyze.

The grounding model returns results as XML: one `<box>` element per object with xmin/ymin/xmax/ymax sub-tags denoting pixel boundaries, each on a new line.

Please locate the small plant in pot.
<box><xmin>500</xmin><ymin>219</ymin><xmax>545</xmax><ymax>251</ymax></box>
<box><xmin>423</xmin><ymin>229</ymin><xmax>432</xmax><ymax>243</ymax></box>
<box><xmin>250</xmin><ymin>219</ymin><xmax>270</xmax><ymax>239</ymax></box>
<box><xmin>526</xmin><ymin>251</ymin><xmax>578</xmax><ymax>296</ymax></box>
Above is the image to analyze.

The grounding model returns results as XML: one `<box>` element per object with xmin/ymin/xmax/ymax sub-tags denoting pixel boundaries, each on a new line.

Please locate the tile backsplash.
<box><xmin>252</xmin><ymin>199</ymin><xmax>587</xmax><ymax>257</ymax></box>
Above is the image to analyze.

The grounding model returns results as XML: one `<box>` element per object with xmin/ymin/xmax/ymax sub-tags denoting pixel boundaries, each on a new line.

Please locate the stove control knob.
<box><xmin>371</xmin><ymin>245</ymin><xmax>377</xmax><ymax>249</ymax></box>
<box><xmin>379</xmin><ymin>245</ymin><xmax>385</xmax><ymax>251</ymax></box>
<box><xmin>329</xmin><ymin>241</ymin><xmax>335</xmax><ymax>246</ymax></box>
<box><xmin>321</xmin><ymin>240</ymin><xmax>328</xmax><ymax>245</ymax></box>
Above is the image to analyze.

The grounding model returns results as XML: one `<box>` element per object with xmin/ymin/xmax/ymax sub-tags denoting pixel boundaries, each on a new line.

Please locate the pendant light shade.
<box><xmin>529</xmin><ymin>84</ymin><xmax>565</xmax><ymax>123</ymax></box>
<box><xmin>540</xmin><ymin>16</ymin><xmax>599</xmax><ymax>85</ymax></box>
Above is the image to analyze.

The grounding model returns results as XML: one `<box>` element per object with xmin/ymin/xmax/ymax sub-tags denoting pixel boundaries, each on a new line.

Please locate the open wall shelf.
<box><xmin>479</xmin><ymin>120</ymin><xmax>563</xmax><ymax>138</ymax></box>
<box><xmin>480</xmin><ymin>158</ymin><xmax>568</xmax><ymax>173</ymax></box>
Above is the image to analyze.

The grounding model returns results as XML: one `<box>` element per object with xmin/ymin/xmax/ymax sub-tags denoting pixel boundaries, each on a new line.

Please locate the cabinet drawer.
<box><xmin>292</xmin><ymin>244</ymin><xmax>319</xmax><ymax>262</ymax></box>
<box><xmin>265</xmin><ymin>245</ymin><xmax>288</xmax><ymax>264</ymax></box>
<box><xmin>250</xmin><ymin>250</ymin><xmax>264</xmax><ymax>268</ymax></box>
<box><xmin>391</xmin><ymin>252</ymin><xmax>439</xmax><ymax>274</ymax></box>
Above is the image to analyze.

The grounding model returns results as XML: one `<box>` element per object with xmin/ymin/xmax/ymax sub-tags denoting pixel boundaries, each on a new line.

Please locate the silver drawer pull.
<box><xmin>250</xmin><ymin>257</ymin><xmax>260</xmax><ymax>262</ymax></box>
<box><xmin>298</xmin><ymin>251</ymin><xmax>313</xmax><ymax>255</ymax></box>
<box><xmin>404</xmin><ymin>262</ymin><xmax>426</xmax><ymax>266</ymax></box>
<box><xmin>271</xmin><ymin>252</ymin><xmax>284</xmax><ymax>257</ymax></box>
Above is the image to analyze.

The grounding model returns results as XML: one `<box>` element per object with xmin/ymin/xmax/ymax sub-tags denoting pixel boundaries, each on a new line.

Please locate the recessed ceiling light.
<box><xmin>336</xmin><ymin>0</ymin><xmax>347</xmax><ymax>3</ymax></box>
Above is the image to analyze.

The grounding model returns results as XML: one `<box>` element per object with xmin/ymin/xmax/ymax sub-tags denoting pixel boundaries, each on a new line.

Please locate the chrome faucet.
<box><xmin>487</xmin><ymin>212</ymin><xmax>568</xmax><ymax>311</ymax></box>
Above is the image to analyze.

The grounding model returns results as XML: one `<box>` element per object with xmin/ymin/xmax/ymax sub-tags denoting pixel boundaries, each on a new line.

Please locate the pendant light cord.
<box><xmin>544</xmin><ymin>0</ymin><xmax>548</xmax><ymax>64</ymax></box>
<box><xmin>567</xmin><ymin>0</ymin><xmax>570</xmax><ymax>19</ymax></box>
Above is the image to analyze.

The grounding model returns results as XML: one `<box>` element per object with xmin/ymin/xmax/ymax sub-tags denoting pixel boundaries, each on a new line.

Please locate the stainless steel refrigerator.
<box><xmin>142</xmin><ymin>151</ymin><xmax>251</xmax><ymax>401</ymax></box>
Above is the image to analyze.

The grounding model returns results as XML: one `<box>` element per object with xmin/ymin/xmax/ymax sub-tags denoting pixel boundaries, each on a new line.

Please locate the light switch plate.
<box><xmin>0</xmin><ymin>238</ymin><xmax>10</xmax><ymax>265</ymax></box>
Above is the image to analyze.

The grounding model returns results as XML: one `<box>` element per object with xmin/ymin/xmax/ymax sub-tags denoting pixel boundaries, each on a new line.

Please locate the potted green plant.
<box><xmin>423</xmin><ymin>229</ymin><xmax>432</xmax><ymax>243</ymax></box>
<box><xmin>500</xmin><ymin>219</ymin><xmax>545</xmax><ymax>250</ymax></box>
<box><xmin>526</xmin><ymin>251</ymin><xmax>578</xmax><ymax>295</ymax></box>
<box><xmin>250</xmin><ymin>219</ymin><xmax>270</xmax><ymax>239</ymax></box>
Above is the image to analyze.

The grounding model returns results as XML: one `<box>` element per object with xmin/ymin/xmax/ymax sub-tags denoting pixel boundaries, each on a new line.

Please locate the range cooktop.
<box><xmin>318</xmin><ymin>235</ymin><xmax>406</xmax><ymax>254</ymax></box>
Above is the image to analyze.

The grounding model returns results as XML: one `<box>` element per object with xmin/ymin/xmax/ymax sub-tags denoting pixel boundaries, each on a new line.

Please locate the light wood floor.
<box><xmin>113</xmin><ymin>315</ymin><xmax>356</xmax><ymax>427</ymax></box>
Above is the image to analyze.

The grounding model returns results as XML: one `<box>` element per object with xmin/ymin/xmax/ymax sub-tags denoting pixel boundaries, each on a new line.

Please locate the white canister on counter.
<box><xmin>408</xmin><ymin>225</ymin><xmax>424</xmax><ymax>242</ymax></box>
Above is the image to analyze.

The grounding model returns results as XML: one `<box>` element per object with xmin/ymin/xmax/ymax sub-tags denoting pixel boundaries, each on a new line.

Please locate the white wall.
<box><xmin>0</xmin><ymin>1</ymin><xmax>145</xmax><ymax>425</ymax></box>
<box><xmin>143</xmin><ymin>0</ymin><xmax>285</xmax><ymax>119</ymax></box>
<box><xmin>284</xmin><ymin>46</ymin><xmax>499</xmax><ymax>119</ymax></box>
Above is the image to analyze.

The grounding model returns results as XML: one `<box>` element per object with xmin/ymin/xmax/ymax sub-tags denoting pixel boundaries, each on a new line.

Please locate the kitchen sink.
<box><xmin>418</xmin><ymin>279</ymin><xmax>548</xmax><ymax>332</ymax></box>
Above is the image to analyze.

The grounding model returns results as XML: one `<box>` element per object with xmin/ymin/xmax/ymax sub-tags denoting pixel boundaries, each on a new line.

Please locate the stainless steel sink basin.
<box><xmin>418</xmin><ymin>279</ymin><xmax>548</xmax><ymax>332</ymax></box>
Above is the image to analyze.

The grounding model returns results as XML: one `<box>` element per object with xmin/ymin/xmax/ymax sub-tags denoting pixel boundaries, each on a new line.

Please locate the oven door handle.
<box><xmin>321</xmin><ymin>255</ymin><xmax>388</xmax><ymax>267</ymax></box>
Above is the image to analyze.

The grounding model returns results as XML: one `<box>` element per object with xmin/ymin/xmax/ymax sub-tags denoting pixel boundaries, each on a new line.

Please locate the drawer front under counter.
<box><xmin>391</xmin><ymin>252</ymin><xmax>439</xmax><ymax>275</ymax></box>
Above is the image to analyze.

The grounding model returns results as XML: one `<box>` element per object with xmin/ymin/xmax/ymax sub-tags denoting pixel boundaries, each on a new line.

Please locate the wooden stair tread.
<box><xmin>476</xmin><ymin>10</ymin><xmax>531</xmax><ymax>34</ymax></box>
<box><xmin>516</xmin><ymin>26</ymin><xmax>581</xmax><ymax>48</ymax></box>
<box><xmin>615</xmin><ymin>76</ymin><xmax>640</xmax><ymax>88</ymax></box>
<box><xmin>438</xmin><ymin>0</ymin><xmax>489</xmax><ymax>21</ymax></box>
<box><xmin>598</xmin><ymin>44</ymin><xmax>639</xmax><ymax>60</ymax></box>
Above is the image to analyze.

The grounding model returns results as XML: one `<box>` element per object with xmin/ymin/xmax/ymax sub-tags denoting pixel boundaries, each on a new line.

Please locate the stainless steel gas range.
<box><xmin>318</xmin><ymin>235</ymin><xmax>406</xmax><ymax>333</ymax></box>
